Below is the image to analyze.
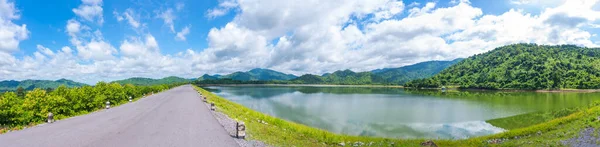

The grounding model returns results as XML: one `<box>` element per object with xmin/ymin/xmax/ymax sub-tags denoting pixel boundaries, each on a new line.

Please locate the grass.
<box><xmin>486</xmin><ymin>108</ymin><xmax>581</xmax><ymax>130</ymax></box>
<box><xmin>193</xmin><ymin>85</ymin><xmax>600</xmax><ymax>146</ymax></box>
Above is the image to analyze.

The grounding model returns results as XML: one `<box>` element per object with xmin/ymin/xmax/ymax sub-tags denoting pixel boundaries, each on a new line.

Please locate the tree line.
<box><xmin>0</xmin><ymin>82</ymin><xmax>182</xmax><ymax>129</ymax></box>
<box><xmin>405</xmin><ymin>44</ymin><xmax>600</xmax><ymax>90</ymax></box>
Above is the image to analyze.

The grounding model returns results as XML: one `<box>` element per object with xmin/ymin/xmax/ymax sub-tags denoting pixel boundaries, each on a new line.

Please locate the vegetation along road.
<box><xmin>0</xmin><ymin>85</ymin><xmax>238</xmax><ymax>147</ymax></box>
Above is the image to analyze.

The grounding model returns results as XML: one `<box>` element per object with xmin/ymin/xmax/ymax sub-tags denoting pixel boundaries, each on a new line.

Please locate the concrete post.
<box><xmin>129</xmin><ymin>96</ymin><xmax>132</xmax><ymax>102</ymax></box>
<box><xmin>236</xmin><ymin>121</ymin><xmax>246</xmax><ymax>139</ymax></box>
<box><xmin>106</xmin><ymin>101</ymin><xmax>110</xmax><ymax>109</ymax></box>
<box><xmin>210</xmin><ymin>103</ymin><xmax>216</xmax><ymax>111</ymax></box>
<box><xmin>203</xmin><ymin>96</ymin><xmax>207</xmax><ymax>102</ymax></box>
<box><xmin>47</xmin><ymin>112</ymin><xmax>54</xmax><ymax>123</ymax></box>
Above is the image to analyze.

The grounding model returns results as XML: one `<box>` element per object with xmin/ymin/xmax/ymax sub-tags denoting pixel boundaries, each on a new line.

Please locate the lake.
<box><xmin>203</xmin><ymin>86</ymin><xmax>600</xmax><ymax>139</ymax></box>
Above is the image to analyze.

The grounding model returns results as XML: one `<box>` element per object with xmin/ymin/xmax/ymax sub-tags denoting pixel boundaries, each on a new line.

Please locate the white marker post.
<box><xmin>236</xmin><ymin>121</ymin><xmax>246</xmax><ymax>139</ymax></box>
<box><xmin>47</xmin><ymin>112</ymin><xmax>54</xmax><ymax>123</ymax></box>
<box><xmin>106</xmin><ymin>101</ymin><xmax>110</xmax><ymax>109</ymax></box>
<box><xmin>210</xmin><ymin>103</ymin><xmax>216</xmax><ymax>111</ymax></box>
<box><xmin>129</xmin><ymin>96</ymin><xmax>132</xmax><ymax>102</ymax></box>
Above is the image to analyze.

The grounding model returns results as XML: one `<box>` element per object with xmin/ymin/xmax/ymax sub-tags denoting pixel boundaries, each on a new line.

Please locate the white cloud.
<box><xmin>36</xmin><ymin>45</ymin><xmax>55</xmax><ymax>56</ymax></box>
<box><xmin>176</xmin><ymin>2</ymin><xmax>185</xmax><ymax>11</ymax></box>
<box><xmin>120</xmin><ymin>34</ymin><xmax>160</xmax><ymax>57</ymax></box>
<box><xmin>0</xmin><ymin>0</ymin><xmax>29</xmax><ymax>53</ymax></box>
<box><xmin>3</xmin><ymin>0</ymin><xmax>600</xmax><ymax>84</ymax></box>
<box><xmin>158</xmin><ymin>8</ymin><xmax>176</xmax><ymax>32</ymax></box>
<box><xmin>73</xmin><ymin>0</ymin><xmax>104</xmax><ymax>24</ymax></box>
<box><xmin>175</xmin><ymin>25</ymin><xmax>190</xmax><ymax>41</ymax></box>
<box><xmin>206</xmin><ymin>0</ymin><xmax>238</xmax><ymax>18</ymax></box>
<box><xmin>114</xmin><ymin>9</ymin><xmax>141</xmax><ymax>28</ymax></box>
<box><xmin>76</xmin><ymin>39</ymin><xmax>116</xmax><ymax>60</ymax></box>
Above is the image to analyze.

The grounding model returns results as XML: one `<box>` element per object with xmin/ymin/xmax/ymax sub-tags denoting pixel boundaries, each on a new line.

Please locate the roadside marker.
<box><xmin>47</xmin><ymin>112</ymin><xmax>54</xmax><ymax>123</ymax></box>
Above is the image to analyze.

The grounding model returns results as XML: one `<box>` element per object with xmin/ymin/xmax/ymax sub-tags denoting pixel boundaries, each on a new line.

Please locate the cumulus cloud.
<box><xmin>0</xmin><ymin>0</ymin><xmax>29</xmax><ymax>53</ymax></box>
<box><xmin>120</xmin><ymin>34</ymin><xmax>159</xmax><ymax>57</ymax></box>
<box><xmin>73</xmin><ymin>0</ymin><xmax>104</xmax><ymax>24</ymax></box>
<box><xmin>196</xmin><ymin>0</ymin><xmax>600</xmax><ymax>76</ymax></box>
<box><xmin>3</xmin><ymin>0</ymin><xmax>600</xmax><ymax>84</ymax></box>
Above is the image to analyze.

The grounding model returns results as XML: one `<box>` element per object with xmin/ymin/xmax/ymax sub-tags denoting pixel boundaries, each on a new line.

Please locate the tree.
<box><xmin>16</xmin><ymin>86</ymin><xmax>24</xmax><ymax>98</ymax></box>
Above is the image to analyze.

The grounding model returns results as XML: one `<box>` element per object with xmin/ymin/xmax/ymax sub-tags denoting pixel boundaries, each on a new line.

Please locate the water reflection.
<box><xmin>205</xmin><ymin>86</ymin><xmax>600</xmax><ymax>139</ymax></box>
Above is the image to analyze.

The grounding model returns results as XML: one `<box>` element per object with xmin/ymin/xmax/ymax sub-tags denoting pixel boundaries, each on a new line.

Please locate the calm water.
<box><xmin>204</xmin><ymin>86</ymin><xmax>600</xmax><ymax>139</ymax></box>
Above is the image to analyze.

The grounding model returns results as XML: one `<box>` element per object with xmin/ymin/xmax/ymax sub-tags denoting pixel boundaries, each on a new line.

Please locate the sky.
<box><xmin>0</xmin><ymin>0</ymin><xmax>599</xmax><ymax>84</ymax></box>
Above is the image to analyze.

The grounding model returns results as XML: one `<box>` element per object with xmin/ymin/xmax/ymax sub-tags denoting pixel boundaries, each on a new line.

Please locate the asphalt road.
<box><xmin>0</xmin><ymin>85</ymin><xmax>239</xmax><ymax>147</ymax></box>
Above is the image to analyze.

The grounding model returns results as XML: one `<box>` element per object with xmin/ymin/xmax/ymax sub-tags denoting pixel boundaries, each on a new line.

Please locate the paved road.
<box><xmin>0</xmin><ymin>85</ymin><xmax>239</xmax><ymax>147</ymax></box>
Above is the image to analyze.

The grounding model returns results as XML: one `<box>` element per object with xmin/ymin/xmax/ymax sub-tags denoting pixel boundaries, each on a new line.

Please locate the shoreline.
<box><xmin>198</xmin><ymin>84</ymin><xmax>404</xmax><ymax>88</ymax></box>
<box><xmin>192</xmin><ymin>85</ymin><xmax>599</xmax><ymax>146</ymax></box>
<box><xmin>197</xmin><ymin>83</ymin><xmax>600</xmax><ymax>93</ymax></box>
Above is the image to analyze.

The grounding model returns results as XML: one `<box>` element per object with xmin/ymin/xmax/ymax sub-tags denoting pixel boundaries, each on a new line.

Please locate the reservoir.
<box><xmin>204</xmin><ymin>86</ymin><xmax>600</xmax><ymax>139</ymax></box>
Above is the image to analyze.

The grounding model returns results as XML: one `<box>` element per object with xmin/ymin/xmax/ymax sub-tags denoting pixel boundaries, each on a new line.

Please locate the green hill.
<box><xmin>372</xmin><ymin>59</ymin><xmax>463</xmax><ymax>84</ymax></box>
<box><xmin>405</xmin><ymin>44</ymin><xmax>600</xmax><ymax>90</ymax></box>
<box><xmin>113</xmin><ymin>76</ymin><xmax>191</xmax><ymax>86</ymax></box>
<box><xmin>201</xmin><ymin>68</ymin><xmax>298</xmax><ymax>81</ymax></box>
<box><xmin>0</xmin><ymin>79</ymin><xmax>87</xmax><ymax>91</ymax></box>
<box><xmin>198</xmin><ymin>74</ymin><xmax>219</xmax><ymax>81</ymax></box>
<box><xmin>289</xmin><ymin>59</ymin><xmax>461</xmax><ymax>85</ymax></box>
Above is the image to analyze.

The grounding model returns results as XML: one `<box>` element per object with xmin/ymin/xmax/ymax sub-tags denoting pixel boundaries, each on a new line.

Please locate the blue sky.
<box><xmin>1</xmin><ymin>0</ymin><xmax>599</xmax><ymax>84</ymax></box>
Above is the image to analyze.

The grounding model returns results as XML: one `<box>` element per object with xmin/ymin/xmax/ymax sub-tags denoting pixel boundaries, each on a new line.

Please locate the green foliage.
<box><xmin>113</xmin><ymin>76</ymin><xmax>191</xmax><ymax>86</ymax></box>
<box><xmin>200</xmin><ymin>68</ymin><xmax>298</xmax><ymax>81</ymax></box>
<box><xmin>406</xmin><ymin>44</ymin><xmax>600</xmax><ymax>90</ymax></box>
<box><xmin>0</xmin><ymin>83</ymin><xmax>180</xmax><ymax>129</ymax></box>
<box><xmin>196</xmin><ymin>60</ymin><xmax>460</xmax><ymax>85</ymax></box>
<box><xmin>373</xmin><ymin>59</ymin><xmax>463</xmax><ymax>84</ymax></box>
<box><xmin>0</xmin><ymin>79</ymin><xmax>87</xmax><ymax>92</ymax></box>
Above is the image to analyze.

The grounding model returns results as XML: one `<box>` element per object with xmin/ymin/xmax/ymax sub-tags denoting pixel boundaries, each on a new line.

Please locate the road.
<box><xmin>0</xmin><ymin>85</ymin><xmax>239</xmax><ymax>147</ymax></box>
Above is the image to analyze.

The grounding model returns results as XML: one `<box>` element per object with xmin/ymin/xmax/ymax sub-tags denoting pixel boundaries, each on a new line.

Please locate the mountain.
<box><xmin>371</xmin><ymin>58</ymin><xmax>463</xmax><ymax>84</ymax></box>
<box><xmin>113</xmin><ymin>76</ymin><xmax>191</xmax><ymax>86</ymax></box>
<box><xmin>198</xmin><ymin>74</ymin><xmax>219</xmax><ymax>81</ymax></box>
<box><xmin>197</xmin><ymin>60</ymin><xmax>461</xmax><ymax>85</ymax></box>
<box><xmin>405</xmin><ymin>44</ymin><xmax>600</xmax><ymax>90</ymax></box>
<box><xmin>201</xmin><ymin>68</ymin><xmax>298</xmax><ymax>81</ymax></box>
<box><xmin>290</xmin><ymin>59</ymin><xmax>462</xmax><ymax>85</ymax></box>
<box><xmin>0</xmin><ymin>79</ymin><xmax>87</xmax><ymax>91</ymax></box>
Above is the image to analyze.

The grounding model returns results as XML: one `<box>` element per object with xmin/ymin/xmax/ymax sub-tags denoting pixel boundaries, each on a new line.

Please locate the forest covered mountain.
<box><xmin>197</xmin><ymin>59</ymin><xmax>461</xmax><ymax>85</ymax></box>
<box><xmin>112</xmin><ymin>76</ymin><xmax>191</xmax><ymax>86</ymax></box>
<box><xmin>0</xmin><ymin>79</ymin><xmax>87</xmax><ymax>91</ymax></box>
<box><xmin>200</xmin><ymin>68</ymin><xmax>298</xmax><ymax>81</ymax></box>
<box><xmin>405</xmin><ymin>44</ymin><xmax>600</xmax><ymax>90</ymax></box>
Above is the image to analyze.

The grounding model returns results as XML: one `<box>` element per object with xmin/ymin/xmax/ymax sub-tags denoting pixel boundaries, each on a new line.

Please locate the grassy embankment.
<box><xmin>193</xmin><ymin>85</ymin><xmax>600</xmax><ymax>146</ymax></box>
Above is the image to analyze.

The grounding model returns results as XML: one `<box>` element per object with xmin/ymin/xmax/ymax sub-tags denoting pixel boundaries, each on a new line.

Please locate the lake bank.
<box><xmin>197</xmin><ymin>84</ymin><xmax>404</xmax><ymax>88</ymax></box>
<box><xmin>197</xmin><ymin>83</ymin><xmax>600</xmax><ymax>93</ymax></box>
<box><xmin>193</xmin><ymin>85</ymin><xmax>600</xmax><ymax>146</ymax></box>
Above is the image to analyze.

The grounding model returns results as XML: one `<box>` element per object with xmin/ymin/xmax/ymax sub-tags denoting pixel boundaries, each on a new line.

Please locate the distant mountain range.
<box><xmin>199</xmin><ymin>68</ymin><xmax>298</xmax><ymax>81</ymax></box>
<box><xmin>112</xmin><ymin>76</ymin><xmax>192</xmax><ymax>86</ymax></box>
<box><xmin>0</xmin><ymin>79</ymin><xmax>88</xmax><ymax>91</ymax></box>
<box><xmin>198</xmin><ymin>59</ymin><xmax>463</xmax><ymax>85</ymax></box>
<box><xmin>0</xmin><ymin>59</ymin><xmax>463</xmax><ymax>90</ymax></box>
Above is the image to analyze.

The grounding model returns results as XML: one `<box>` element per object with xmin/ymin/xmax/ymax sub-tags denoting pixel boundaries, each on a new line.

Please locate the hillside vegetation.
<box><xmin>201</xmin><ymin>68</ymin><xmax>298</xmax><ymax>81</ymax></box>
<box><xmin>0</xmin><ymin>83</ymin><xmax>180</xmax><ymax>130</ymax></box>
<box><xmin>0</xmin><ymin>79</ymin><xmax>87</xmax><ymax>92</ymax></box>
<box><xmin>405</xmin><ymin>44</ymin><xmax>600</xmax><ymax>90</ymax></box>
<box><xmin>113</xmin><ymin>76</ymin><xmax>191</xmax><ymax>86</ymax></box>
<box><xmin>197</xmin><ymin>60</ymin><xmax>460</xmax><ymax>85</ymax></box>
